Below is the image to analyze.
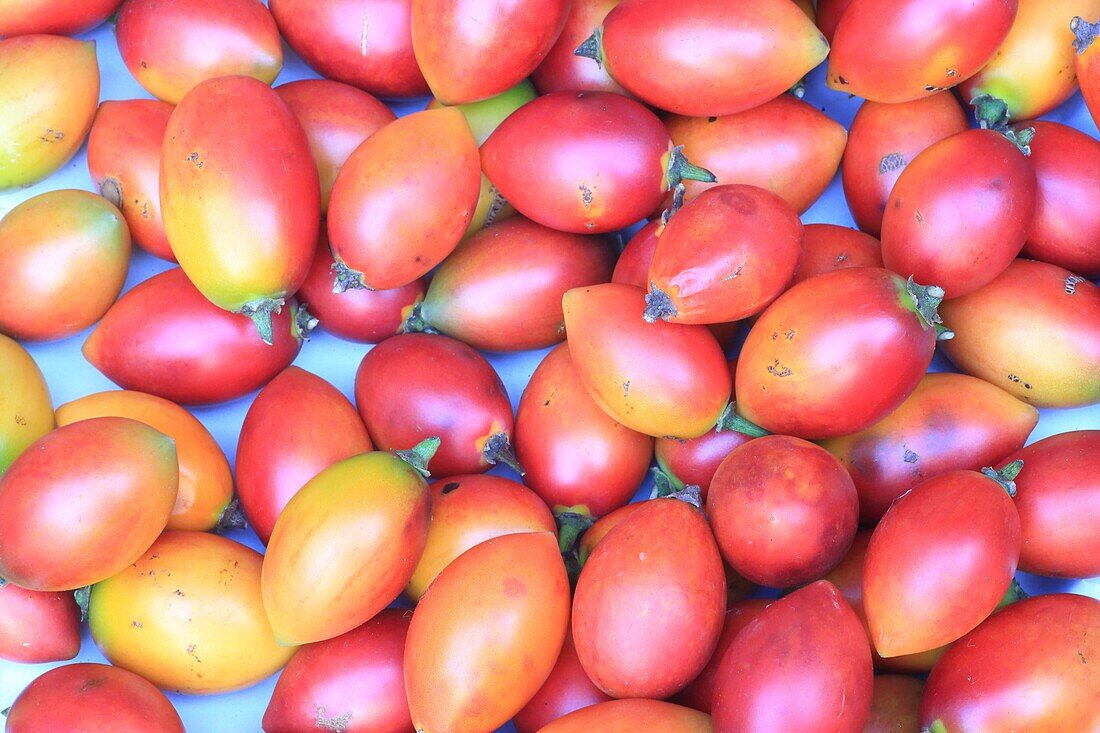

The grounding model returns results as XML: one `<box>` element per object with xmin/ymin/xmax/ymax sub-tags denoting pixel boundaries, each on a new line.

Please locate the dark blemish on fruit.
<box><xmin>771</xmin><ymin>331</ymin><xmax>779</xmax><ymax>341</ymax></box>
<box><xmin>622</xmin><ymin>380</ymin><xmax>630</xmax><ymax>397</ymax></box>
<box><xmin>1079</xmin><ymin>651</ymin><xmax>1088</xmax><ymax>664</ymax></box>
<box><xmin>543</xmin><ymin>399</ymin><xmax>551</xmax><ymax>406</ymax></box>
<box><xmin>79</xmin><ymin>677</ymin><xmax>106</xmax><ymax>692</ymax></box>
<box><xmin>579</xmin><ymin>184</ymin><xmax>593</xmax><ymax>209</ymax></box>
<box><xmin>767</xmin><ymin>360</ymin><xmax>792</xmax><ymax>378</ymax></box>
<box><xmin>903</xmin><ymin>449</ymin><xmax>919</xmax><ymax>463</ymax></box>
<box><xmin>834</xmin><ymin>253</ymin><xmax>849</xmax><ymax>265</ymax></box>
<box><xmin>1008</xmin><ymin>374</ymin><xmax>1021</xmax><ymax>383</ymax></box>
<box><xmin>140</xmin><ymin>60</ymin><xmax>148</xmax><ymax>68</ymax></box>
<box><xmin>915</xmin><ymin>210</ymin><xmax>924</xmax><ymax>224</ymax></box>
<box><xmin>785</xmin><ymin>329</ymin><xmax>796</xmax><ymax>341</ymax></box>
<box><xmin>988</xmin><ymin>177</ymin><xmax>1003</xmax><ymax>190</ymax></box>
<box><xmin>441</xmin><ymin>482</ymin><xmax>460</xmax><ymax>494</ymax></box>
<box><xmin>924</xmin><ymin>84</ymin><xmax>947</xmax><ymax>92</ymax></box>
<box><xmin>172</xmin><ymin>589</ymin><xmax>183</xmax><ymax>596</ymax></box>
<box><xmin>837</xmin><ymin>75</ymin><xmax>848</xmax><ymax>85</ymax></box>
<box><xmin>879</xmin><ymin>152</ymin><xmax>905</xmax><ymax>174</ymax></box>
<box><xmin>1065</xmin><ymin>275</ymin><xmax>1085</xmax><ymax>295</ymax></box>
<box><xmin>1024</xmin><ymin>383</ymin><xmax>1032</xmax><ymax>390</ymax></box>
<box><xmin>946</xmin><ymin>69</ymin><xmax>958</xmax><ymax>77</ymax></box>
<box><xmin>14</xmin><ymin>414</ymin><xmax>25</xmax><ymax>426</ymax></box>
<box><xmin>314</xmin><ymin>706</ymin><xmax>352</xmax><ymax>733</ymax></box>
<box><xmin>707</xmin><ymin>116</ymin><xmax>718</xmax><ymax>123</ymax></box>
<box><xmin>131</xmin><ymin>620</ymin><xmax>143</xmax><ymax>628</ymax></box>
<box><xmin>39</xmin><ymin>128</ymin><xmax>64</xmax><ymax>143</ymax></box>
<box><xmin>186</xmin><ymin>152</ymin><xmax>204</xmax><ymax>169</ymax></box>
<box><xmin>721</xmin><ymin>264</ymin><xmax>744</xmax><ymax>282</ymax></box>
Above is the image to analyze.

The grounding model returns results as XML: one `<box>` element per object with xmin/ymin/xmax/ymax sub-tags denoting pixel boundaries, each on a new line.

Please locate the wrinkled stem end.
<box><xmin>331</xmin><ymin>259</ymin><xmax>369</xmax><ymax>293</ymax></box>
<box><xmin>573</xmin><ymin>28</ymin><xmax>603</xmax><ymax>67</ymax></box>
<box><xmin>1072</xmin><ymin>16</ymin><xmax>1100</xmax><ymax>54</ymax></box>
<box><xmin>1002</xmin><ymin>577</ymin><xmax>1029</xmax><ymax>606</ymax></box>
<box><xmin>660</xmin><ymin>182</ymin><xmax>687</xmax><ymax>226</ymax></box>
<box><xmin>74</xmin><ymin>585</ymin><xmax>91</xmax><ymax>622</ymax></box>
<box><xmin>789</xmin><ymin>78</ymin><xmax>807</xmax><ymax>98</ymax></box>
<box><xmin>715</xmin><ymin>402</ymin><xmax>771</xmax><ymax>438</ymax></box>
<box><xmin>971</xmin><ymin>93</ymin><xmax>1010</xmax><ymax>131</ymax></box>
<box><xmin>668</xmin><ymin>484</ymin><xmax>703</xmax><ymax>509</ymax></box>
<box><xmin>666</xmin><ymin>144</ymin><xmax>717</xmax><ymax>188</ymax></box>
<box><xmin>294</xmin><ymin>303</ymin><xmax>319</xmax><ymax>342</ymax></box>
<box><xmin>214</xmin><ymin>498</ymin><xmax>248</xmax><ymax>533</ymax></box>
<box><xmin>906</xmin><ymin>277</ymin><xmax>947</xmax><ymax>332</ymax></box>
<box><xmin>935</xmin><ymin>323</ymin><xmax>955</xmax><ymax>341</ymax></box>
<box><xmin>241</xmin><ymin>297</ymin><xmax>285</xmax><ymax>346</ymax></box>
<box><xmin>643</xmin><ymin>284</ymin><xmax>676</xmax><ymax>324</ymax></box>
<box><xmin>555</xmin><ymin>510</ymin><xmax>594</xmax><ymax>587</ymax></box>
<box><xmin>981</xmin><ymin>459</ymin><xmax>1023</xmax><ymax>497</ymax></box>
<box><xmin>482</xmin><ymin>432</ymin><xmax>525</xmax><ymax>476</ymax></box>
<box><xmin>1005</xmin><ymin>126</ymin><xmax>1035</xmax><ymax>156</ymax></box>
<box><xmin>650</xmin><ymin>467</ymin><xmax>683</xmax><ymax>498</ymax></box>
<box><xmin>401</xmin><ymin>302</ymin><xmax>439</xmax><ymax>335</ymax></box>
<box><xmin>397</xmin><ymin>436</ymin><xmax>442</xmax><ymax>478</ymax></box>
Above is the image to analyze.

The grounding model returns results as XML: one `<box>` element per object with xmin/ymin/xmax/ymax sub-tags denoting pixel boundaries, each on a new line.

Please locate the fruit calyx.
<box><xmin>331</xmin><ymin>258</ymin><xmax>370</xmax><ymax>293</ymax></box>
<box><xmin>396</xmin><ymin>436</ymin><xmax>442</xmax><ymax>478</ymax></box>
<box><xmin>401</xmin><ymin>302</ymin><xmax>441</xmax><ymax>335</ymax></box>
<box><xmin>556</xmin><ymin>508</ymin><xmax>595</xmax><ymax>585</ymax></box>
<box><xmin>650</xmin><ymin>467</ymin><xmax>684</xmax><ymax>498</ymax></box>
<box><xmin>905</xmin><ymin>276</ymin><xmax>951</xmax><ymax>336</ymax></box>
<box><xmin>1072</xmin><ymin>16</ymin><xmax>1099</xmax><ymax>54</ymax></box>
<box><xmin>666</xmin><ymin>484</ymin><xmax>703</xmax><ymax>510</ymax></box>
<box><xmin>971</xmin><ymin>95</ymin><xmax>1035</xmax><ymax>155</ymax></box>
<box><xmin>715</xmin><ymin>403</ymin><xmax>770</xmax><ymax>438</ymax></box>
<box><xmin>665</xmin><ymin>144</ymin><xmax>717</xmax><ymax>190</ymax></box>
<box><xmin>214</xmin><ymin>498</ymin><xmax>247</xmax><ymax>533</ymax></box>
<box><xmin>981</xmin><ymin>459</ymin><xmax>1023</xmax><ymax>497</ymax></box>
<box><xmin>643</xmin><ymin>284</ymin><xmax>677</xmax><ymax>323</ymax></box>
<box><xmin>240</xmin><ymin>297</ymin><xmax>285</xmax><ymax>346</ymax></box>
<box><xmin>482</xmin><ymin>432</ymin><xmax>525</xmax><ymax>476</ymax></box>
<box><xmin>293</xmin><ymin>303</ymin><xmax>318</xmax><ymax>342</ymax></box>
<box><xmin>573</xmin><ymin>27</ymin><xmax>605</xmax><ymax>68</ymax></box>
<box><xmin>74</xmin><ymin>585</ymin><xmax>91</xmax><ymax>622</ymax></box>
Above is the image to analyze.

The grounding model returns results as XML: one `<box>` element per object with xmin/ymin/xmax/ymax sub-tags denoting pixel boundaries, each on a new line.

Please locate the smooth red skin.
<box><xmin>735</xmin><ymin>268</ymin><xmax>936</xmax><ymax>440</ymax></box>
<box><xmin>792</xmin><ymin>224</ymin><xmax>883</xmax><ymax>285</ymax></box>
<box><xmin>864</xmin><ymin>470</ymin><xmax>1021</xmax><ymax>658</ymax></box>
<box><xmin>531</xmin><ymin>0</ymin><xmax>628</xmax><ymax>96</ymax></box>
<box><xmin>538</xmin><ymin>699</ymin><xmax>712</xmax><ymax>732</ymax></box>
<box><xmin>815</xmin><ymin>0</ymin><xmax>854</xmax><ymax>41</ymax></box>
<box><xmin>4</xmin><ymin>663</ymin><xmax>184</xmax><ymax>733</ymax></box>
<box><xmin>418</xmin><ymin>217</ymin><xmax>616</xmax><ymax>352</ymax></box>
<box><xmin>881</xmin><ymin>129</ymin><xmax>1036</xmax><ymax>299</ymax></box>
<box><xmin>827</xmin><ymin>0</ymin><xmax>1018</xmax><ymax>102</ymax></box>
<box><xmin>577</xmin><ymin>501</ymin><xmax>643</xmax><ymax>566</ymax></box>
<box><xmin>1019</xmin><ymin>120</ymin><xmax>1100</xmax><ymax>277</ymax></box>
<box><xmin>819</xmin><ymin>372</ymin><xmax>1038</xmax><ymax>525</ymax></box>
<box><xmin>516</xmin><ymin>344</ymin><xmax>652</xmax><ymax>518</ymax></box>
<box><xmin>673</xmin><ymin>599</ymin><xmax>771</xmax><ymax>714</ymax></box>
<box><xmin>922</xmin><ymin>594</ymin><xmax>1100</xmax><ymax>732</ymax></box>
<box><xmin>707</xmin><ymin>435</ymin><xmax>859</xmax><ymax>587</ymax></box>
<box><xmin>82</xmin><ymin>268</ymin><xmax>302</xmax><ymax>406</ymax></box>
<box><xmin>598</xmin><ymin>0</ymin><xmax>829</xmax><ymax>117</ymax></box>
<box><xmin>865</xmin><ymin>675</ymin><xmax>923</xmax><ymax>733</ymax></box>
<box><xmin>0</xmin><ymin>0</ymin><xmax>122</xmax><ymax>36</ymax></box>
<box><xmin>482</xmin><ymin>91</ymin><xmax>675</xmax><ymax>234</ymax></box>
<box><xmin>999</xmin><ymin>431</ymin><xmax>1100</xmax><ymax>578</ymax></box>
<box><xmin>663</xmin><ymin>96</ymin><xmax>848</xmax><ymax>213</ymax></box>
<box><xmin>86</xmin><ymin>99</ymin><xmax>174</xmax><ymax>261</ymax></box>
<box><xmin>263</xmin><ymin>609</ymin><xmax>412</xmax><ymax>733</ymax></box>
<box><xmin>712</xmin><ymin>581</ymin><xmax>873</xmax><ymax>732</ymax></box>
<box><xmin>236</xmin><ymin>366</ymin><xmax>374</xmax><ymax>544</ymax></box>
<box><xmin>0</xmin><ymin>584</ymin><xmax>81</xmax><ymax>663</ymax></box>
<box><xmin>649</xmin><ymin>184</ymin><xmax>804</xmax><ymax>323</ymax></box>
<box><xmin>842</xmin><ymin>93</ymin><xmax>968</xmax><ymax>237</ymax></box>
<box><xmin>1079</xmin><ymin>25</ymin><xmax>1100</xmax><ymax>127</ymax></box>
<box><xmin>297</xmin><ymin>233</ymin><xmax>425</xmax><ymax>344</ymax></box>
<box><xmin>512</xmin><ymin>625</ymin><xmax>613</xmax><ymax>733</ymax></box>
<box><xmin>355</xmin><ymin>333</ymin><xmax>516</xmax><ymax>477</ymax></box>
<box><xmin>572</xmin><ymin>498</ymin><xmax>727</xmax><ymax>699</ymax></box>
<box><xmin>269</xmin><ymin>0</ymin><xmax>428</xmax><ymax>98</ymax></box>
<box><xmin>412</xmin><ymin>0</ymin><xmax>569</xmax><ymax>104</ymax></box>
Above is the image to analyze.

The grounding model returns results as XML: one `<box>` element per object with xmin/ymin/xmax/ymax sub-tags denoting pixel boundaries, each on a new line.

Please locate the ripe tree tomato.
<box><xmin>328</xmin><ymin>108</ymin><xmax>480</xmax><ymax>290</ymax></box>
<box><xmin>162</xmin><ymin>75</ymin><xmax>319</xmax><ymax>342</ymax></box>
<box><xmin>355</xmin><ymin>334</ymin><xmax>522</xmax><ymax>476</ymax></box>
<box><xmin>842</xmin><ymin>93</ymin><xmax>968</xmax><ymax>237</ymax></box>
<box><xmin>792</xmin><ymin>224</ymin><xmax>883</xmax><ymax>285</ymax></box>
<box><xmin>0</xmin><ymin>35</ymin><xmax>99</xmax><ymax>190</ymax></box>
<box><xmin>0</xmin><ymin>417</ymin><xmax>177</xmax><ymax>591</ymax></box>
<box><xmin>863</xmin><ymin>467</ymin><xmax>1021</xmax><ymax>658</ymax></box>
<box><xmin>83</xmin><ymin>268</ymin><xmax>308</xmax><ymax>406</ymax></box>
<box><xmin>573</xmin><ymin>497</ymin><xmax>726</xmax><ymax>698</ymax></box>
<box><xmin>865</xmin><ymin>675</ymin><xmax>924</xmax><ymax>733</ymax></box>
<box><xmin>86</xmin><ymin>99</ymin><xmax>174</xmax><ymax>261</ymax></box>
<box><xmin>115</xmin><ymin>0</ymin><xmax>282</xmax><ymax>104</ymax></box>
<box><xmin>89</xmin><ymin>531</ymin><xmax>295</xmax><ymax>694</ymax></box>
<box><xmin>938</xmin><ymin>259</ymin><xmax>1100</xmax><ymax>408</ymax></box>
<box><xmin>0</xmin><ymin>0</ymin><xmax>121</xmax><ymax>36</ymax></box>
<box><xmin>563</xmin><ymin>284</ymin><xmax>731</xmax><ymax>439</ymax></box>
<box><xmin>0</xmin><ymin>582</ymin><xmax>80</xmax><ymax>663</ymax></box>
<box><xmin>57</xmin><ymin>390</ymin><xmax>236</xmax><ymax>532</ymax></box>
<box><xmin>237</xmin><ymin>366</ymin><xmax>373</xmax><ymax>544</ymax></box>
<box><xmin>263</xmin><ymin>609</ymin><xmax>412</xmax><ymax>733</ymax></box>
<box><xmin>663</xmin><ymin>95</ymin><xmax>848</xmax><ymax>213</ymax></box>
<box><xmin>734</xmin><ymin>268</ymin><xmax>942</xmax><ymax>439</ymax></box>
<box><xmin>815</xmin><ymin>0</ymin><xmax>854</xmax><ymax>41</ymax></box>
<box><xmin>0</xmin><ymin>335</ymin><xmax>53</xmax><ymax>475</ymax></box>
<box><xmin>1076</xmin><ymin>16</ymin><xmax>1100</xmax><ymax>126</ymax></box>
<box><xmin>531</xmin><ymin>0</ymin><xmax>628</xmax><ymax>95</ymax></box>
<box><xmin>577</xmin><ymin>0</ymin><xmax>828</xmax><ymax>116</ymax></box>
<box><xmin>575</xmin><ymin>501</ymin><xmax>645</xmax><ymax>567</ymax></box>
<box><xmin>404</xmin><ymin>532</ymin><xmax>570</xmax><ymax>732</ymax></box>
<box><xmin>611</xmin><ymin>220</ymin><xmax>661</xmax><ymax>288</ymax></box>
<box><xmin>921</xmin><ymin>594</ymin><xmax>1100</xmax><ymax>732</ymax></box>
<box><xmin>645</xmin><ymin>185</ymin><xmax>803</xmax><ymax>324</ymax></box>
<box><xmin>827</xmin><ymin>0</ymin><xmax>1018</xmax><ymax>102</ymax></box>
<box><xmin>819</xmin><ymin>372</ymin><xmax>1038</xmax><ymax>524</ymax></box>
<box><xmin>262</xmin><ymin>442</ymin><xmax>433</xmax><ymax>645</ymax></box>
<box><xmin>712</xmin><ymin>581</ymin><xmax>873</xmax><ymax>732</ymax></box>
<box><xmin>3</xmin><ymin>663</ymin><xmax>184</xmax><ymax>732</ymax></box>
<box><xmin>512</xmin><ymin>622</ymin><xmax>613</xmax><ymax>732</ymax></box>
<box><xmin>537</xmin><ymin>699</ymin><xmax>713</xmax><ymax>732</ymax></box>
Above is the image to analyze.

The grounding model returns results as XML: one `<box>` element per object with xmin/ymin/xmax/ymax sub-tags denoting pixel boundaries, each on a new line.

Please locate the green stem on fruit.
<box><xmin>660</xmin><ymin>182</ymin><xmax>687</xmax><ymax>226</ymax></box>
<box><xmin>906</xmin><ymin>276</ymin><xmax>949</xmax><ymax>333</ymax></box>
<box><xmin>666</xmin><ymin>144</ymin><xmax>717</xmax><ymax>188</ymax></box>
<box><xmin>482</xmin><ymin>432</ymin><xmax>525</xmax><ymax>476</ymax></box>
<box><xmin>970</xmin><ymin>94</ymin><xmax>1035</xmax><ymax>155</ymax></box>
<box><xmin>1004</xmin><ymin>125</ymin><xmax>1035</xmax><ymax>156</ymax></box>
<box><xmin>715</xmin><ymin>403</ymin><xmax>771</xmax><ymax>438</ymax></box>
<box><xmin>331</xmin><ymin>259</ymin><xmax>369</xmax><ymax>293</ymax></box>
<box><xmin>1072</xmin><ymin>16</ymin><xmax>1100</xmax><ymax>54</ymax></box>
<box><xmin>555</xmin><ymin>510</ymin><xmax>595</xmax><ymax>556</ymax></box>
<box><xmin>925</xmin><ymin>720</ymin><xmax>948</xmax><ymax>733</ymax></box>
<box><xmin>573</xmin><ymin>27</ymin><xmax>604</xmax><ymax>67</ymax></box>
<box><xmin>1000</xmin><ymin>578</ymin><xmax>1029</xmax><ymax>607</ymax></box>
<box><xmin>74</xmin><ymin>585</ymin><xmax>91</xmax><ymax>622</ymax></box>
<box><xmin>214</xmin><ymin>498</ymin><xmax>247</xmax><ymax>533</ymax></box>
<box><xmin>934</xmin><ymin>322</ymin><xmax>955</xmax><ymax>341</ymax></box>
<box><xmin>240</xmin><ymin>297</ymin><xmax>284</xmax><ymax>346</ymax></box>
<box><xmin>293</xmin><ymin>303</ymin><xmax>318</xmax><ymax>342</ymax></box>
<box><xmin>1</xmin><ymin>708</ymin><xmax>9</xmax><ymax>718</ymax></box>
<box><xmin>396</xmin><ymin>437</ymin><xmax>441</xmax><ymax>478</ymax></box>
<box><xmin>981</xmin><ymin>459</ymin><xmax>1024</xmax><ymax>497</ymax></box>
<box><xmin>667</xmin><ymin>484</ymin><xmax>703</xmax><ymax>509</ymax></box>
<box><xmin>401</xmin><ymin>302</ymin><xmax>440</xmax><ymax>335</ymax></box>
<box><xmin>643</xmin><ymin>284</ymin><xmax>677</xmax><ymax>323</ymax></box>
<box><xmin>650</xmin><ymin>467</ymin><xmax>681</xmax><ymax>498</ymax></box>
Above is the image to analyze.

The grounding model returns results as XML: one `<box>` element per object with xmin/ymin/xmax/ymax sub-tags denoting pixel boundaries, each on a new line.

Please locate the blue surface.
<box><xmin>2</xmin><ymin>13</ymin><xmax>1099</xmax><ymax>733</ymax></box>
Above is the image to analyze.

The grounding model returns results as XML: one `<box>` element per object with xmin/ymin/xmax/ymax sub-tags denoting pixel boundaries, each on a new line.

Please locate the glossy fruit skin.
<box><xmin>262</xmin><ymin>609</ymin><xmax>413</xmax><ymax>733</ymax></box>
<box><xmin>3</xmin><ymin>663</ymin><xmax>184</xmax><ymax>733</ymax></box>
<box><xmin>531</xmin><ymin>0</ymin><xmax>628</xmax><ymax>95</ymax></box>
<box><xmin>1019</xmin><ymin>120</ymin><xmax>1100</xmax><ymax>277</ymax></box>
<box><xmin>515</xmin><ymin>344</ymin><xmax>652</xmax><ymax>518</ymax></box>
<box><xmin>842</xmin><ymin>93</ymin><xmax>968</xmax><ymax>237</ymax></box>
<box><xmin>83</xmin><ymin>268</ymin><xmax>305</xmax><ymax>405</ymax></box>
<box><xmin>90</xmin><ymin>531</ymin><xmax>295</xmax><ymax>694</ymax></box>
<box><xmin>865</xmin><ymin>675</ymin><xmax>923</xmax><ymax>733</ymax></box>
<box><xmin>863</xmin><ymin>470</ymin><xmax>1021</xmax><ymax>658</ymax></box>
<box><xmin>612</xmin><ymin>220</ymin><xmax>661</xmax><ymax>288</ymax></box>
<box><xmin>664</xmin><ymin>96</ymin><xmax>848</xmax><ymax>213</ymax></box>
<box><xmin>563</xmin><ymin>284</ymin><xmax>731</xmax><ymax>439</ymax></box>
<box><xmin>355</xmin><ymin>334</ymin><xmax>518</xmax><ymax>477</ymax></box>
<box><xmin>0</xmin><ymin>35</ymin><xmax>99</xmax><ymax>189</ymax></box>
<box><xmin>328</xmin><ymin>108</ymin><xmax>480</xmax><ymax>290</ymax></box>
<box><xmin>512</xmin><ymin>623</ymin><xmax>613</xmax><ymax>733</ymax></box>
<box><xmin>482</xmin><ymin>92</ymin><xmax>681</xmax><ymax>234</ymax></box>
<box><xmin>712</xmin><ymin>581</ymin><xmax>873</xmax><ymax>732</ymax></box>
<box><xmin>407</xmin><ymin>474</ymin><xmax>555</xmax><ymax>601</ymax></box>
<box><xmin>0</xmin><ymin>0</ymin><xmax>122</xmax><ymax>36</ymax></box>
<box><xmin>538</xmin><ymin>699</ymin><xmax>713</xmax><ymax>732</ymax></box>
<box><xmin>921</xmin><ymin>594</ymin><xmax>1100</xmax><ymax>732</ymax></box>
<box><xmin>815</xmin><ymin>0</ymin><xmax>854</xmax><ymax>41</ymax></box>
<box><xmin>115</xmin><ymin>0</ymin><xmax>282</xmax><ymax>104</ymax></box>
<box><xmin>1078</xmin><ymin>17</ymin><xmax>1100</xmax><ymax>126</ymax></box>
<box><xmin>0</xmin><ymin>335</ymin><xmax>53</xmax><ymax>475</ymax></box>
<box><xmin>819</xmin><ymin>372</ymin><xmax>1038</xmax><ymax>525</ymax></box>
<box><xmin>0</xmin><ymin>417</ymin><xmax>177</xmax><ymax>591</ymax></box>
<box><xmin>592</xmin><ymin>0</ymin><xmax>829</xmax><ymax>116</ymax></box>
<box><xmin>236</xmin><ymin>366</ymin><xmax>373</xmax><ymax>544</ymax></box>
<box><xmin>999</xmin><ymin>431</ymin><xmax>1100</xmax><ymax>578</ymax></box>
<box><xmin>576</xmin><ymin>501</ymin><xmax>644</xmax><ymax>566</ymax></box>
<box><xmin>411</xmin><ymin>0</ymin><xmax>569</xmax><ymax>104</ymax></box>
<box><xmin>57</xmin><ymin>390</ymin><xmax>235</xmax><ymax>532</ymax></box>
<box><xmin>938</xmin><ymin>259</ymin><xmax>1100</xmax><ymax>407</ymax></box>
<box><xmin>405</xmin><ymin>532</ymin><xmax>571</xmax><ymax>732</ymax></box>
<box><xmin>162</xmin><ymin>76</ymin><xmax>319</xmax><ymax>322</ymax></box>
<box><xmin>0</xmin><ymin>583</ymin><xmax>80</xmax><ymax>663</ymax></box>
<box><xmin>792</xmin><ymin>224</ymin><xmax>883</xmax><ymax>285</ymax></box>
<box><xmin>262</xmin><ymin>449</ymin><xmax>430</xmax><ymax>645</ymax></box>
<box><xmin>827</xmin><ymin>0</ymin><xmax>1018</xmax><ymax>102</ymax></box>
<box><xmin>648</xmin><ymin>185</ymin><xmax>804</xmax><ymax>324</ymax></box>
<box><xmin>415</xmin><ymin>217</ymin><xmax>616</xmax><ymax>352</ymax></box>
<box><xmin>881</xmin><ymin>129</ymin><xmax>1036</xmax><ymax>299</ymax></box>
<box><xmin>573</xmin><ymin>498</ymin><xmax>726</xmax><ymax>698</ymax></box>
<box><xmin>735</xmin><ymin>268</ymin><xmax>938</xmax><ymax>440</ymax></box>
